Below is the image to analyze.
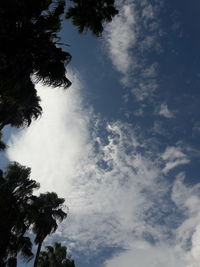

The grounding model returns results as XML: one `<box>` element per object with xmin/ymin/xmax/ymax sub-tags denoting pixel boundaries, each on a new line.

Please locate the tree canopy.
<box><xmin>32</xmin><ymin>192</ymin><xmax>67</xmax><ymax>267</ymax></box>
<box><xmin>0</xmin><ymin>163</ymin><xmax>39</xmax><ymax>265</ymax></box>
<box><xmin>66</xmin><ymin>0</ymin><xmax>118</xmax><ymax>36</ymax></box>
<box><xmin>0</xmin><ymin>163</ymin><xmax>67</xmax><ymax>266</ymax></box>
<box><xmin>0</xmin><ymin>0</ymin><xmax>71</xmax><ymax>130</ymax></box>
<box><xmin>38</xmin><ymin>242</ymin><xmax>75</xmax><ymax>267</ymax></box>
<box><xmin>0</xmin><ymin>1</ymin><xmax>119</xmax><ymax>265</ymax></box>
<box><xmin>0</xmin><ymin>0</ymin><xmax>118</xmax><ymax>131</ymax></box>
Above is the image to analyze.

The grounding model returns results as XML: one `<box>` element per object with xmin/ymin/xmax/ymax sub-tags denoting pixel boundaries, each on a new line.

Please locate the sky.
<box><xmin>2</xmin><ymin>0</ymin><xmax>200</xmax><ymax>266</ymax></box>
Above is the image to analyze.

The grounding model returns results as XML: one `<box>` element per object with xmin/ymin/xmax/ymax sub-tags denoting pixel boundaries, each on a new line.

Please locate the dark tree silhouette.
<box><xmin>0</xmin><ymin>163</ymin><xmax>39</xmax><ymax>266</ymax></box>
<box><xmin>31</xmin><ymin>193</ymin><xmax>67</xmax><ymax>267</ymax></box>
<box><xmin>66</xmin><ymin>0</ymin><xmax>118</xmax><ymax>36</ymax></box>
<box><xmin>38</xmin><ymin>242</ymin><xmax>75</xmax><ymax>267</ymax></box>
<box><xmin>0</xmin><ymin>131</ymin><xmax>6</xmax><ymax>150</ymax></box>
<box><xmin>6</xmin><ymin>257</ymin><xmax>17</xmax><ymax>267</ymax></box>
<box><xmin>0</xmin><ymin>0</ymin><xmax>71</xmax><ymax>129</ymax></box>
<box><xmin>0</xmin><ymin>163</ymin><xmax>68</xmax><ymax>267</ymax></box>
<box><xmin>0</xmin><ymin>1</ymin><xmax>118</xmax><ymax>262</ymax></box>
<box><xmin>0</xmin><ymin>0</ymin><xmax>118</xmax><ymax>131</ymax></box>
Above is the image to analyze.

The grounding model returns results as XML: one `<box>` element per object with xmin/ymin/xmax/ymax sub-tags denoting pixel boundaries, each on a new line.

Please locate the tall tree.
<box><xmin>38</xmin><ymin>242</ymin><xmax>75</xmax><ymax>267</ymax></box>
<box><xmin>0</xmin><ymin>163</ymin><xmax>39</xmax><ymax>266</ymax></box>
<box><xmin>0</xmin><ymin>163</ymin><xmax>68</xmax><ymax>267</ymax></box>
<box><xmin>31</xmin><ymin>193</ymin><xmax>67</xmax><ymax>267</ymax></box>
<box><xmin>6</xmin><ymin>236</ymin><xmax>33</xmax><ymax>267</ymax></box>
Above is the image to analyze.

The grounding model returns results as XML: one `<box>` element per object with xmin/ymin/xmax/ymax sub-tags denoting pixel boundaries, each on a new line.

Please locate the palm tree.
<box><xmin>31</xmin><ymin>193</ymin><xmax>67</xmax><ymax>267</ymax></box>
<box><xmin>0</xmin><ymin>163</ymin><xmax>68</xmax><ymax>266</ymax></box>
<box><xmin>0</xmin><ymin>163</ymin><xmax>40</xmax><ymax>265</ymax></box>
<box><xmin>38</xmin><ymin>242</ymin><xmax>75</xmax><ymax>267</ymax></box>
<box><xmin>0</xmin><ymin>0</ymin><xmax>118</xmax><ymax>131</ymax></box>
<box><xmin>0</xmin><ymin>0</ymin><xmax>71</xmax><ymax>130</ymax></box>
<box><xmin>6</xmin><ymin>236</ymin><xmax>33</xmax><ymax>267</ymax></box>
<box><xmin>66</xmin><ymin>0</ymin><xmax>118</xmax><ymax>36</ymax></box>
<box><xmin>0</xmin><ymin>81</ymin><xmax>42</xmax><ymax>130</ymax></box>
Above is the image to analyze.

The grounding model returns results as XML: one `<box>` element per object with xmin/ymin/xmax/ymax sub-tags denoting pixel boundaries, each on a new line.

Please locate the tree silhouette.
<box><xmin>0</xmin><ymin>0</ymin><xmax>118</xmax><ymax>130</ymax></box>
<box><xmin>38</xmin><ymin>242</ymin><xmax>75</xmax><ymax>267</ymax></box>
<box><xmin>0</xmin><ymin>163</ymin><xmax>39</xmax><ymax>265</ymax></box>
<box><xmin>0</xmin><ymin>1</ymin><xmax>118</xmax><ymax>263</ymax></box>
<box><xmin>0</xmin><ymin>163</ymin><xmax>68</xmax><ymax>267</ymax></box>
<box><xmin>0</xmin><ymin>0</ymin><xmax>71</xmax><ymax>129</ymax></box>
<box><xmin>66</xmin><ymin>0</ymin><xmax>118</xmax><ymax>36</ymax></box>
<box><xmin>0</xmin><ymin>131</ymin><xmax>6</xmax><ymax>150</ymax></box>
<box><xmin>31</xmin><ymin>193</ymin><xmax>67</xmax><ymax>267</ymax></box>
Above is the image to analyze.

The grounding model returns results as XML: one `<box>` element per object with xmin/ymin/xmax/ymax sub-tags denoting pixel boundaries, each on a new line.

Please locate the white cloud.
<box><xmin>7</xmin><ymin>71</ymin><xmax>92</xmax><ymax>196</ymax></box>
<box><xmin>171</xmin><ymin>174</ymin><xmax>200</xmax><ymax>266</ymax></box>
<box><xmin>6</xmin><ymin>71</ymin><xmax>200</xmax><ymax>267</ymax></box>
<box><xmin>161</xmin><ymin>146</ymin><xmax>190</xmax><ymax>174</ymax></box>
<box><xmin>104</xmin><ymin>242</ymin><xmax>187</xmax><ymax>267</ymax></box>
<box><xmin>105</xmin><ymin>171</ymin><xmax>200</xmax><ymax>267</ymax></box>
<box><xmin>103</xmin><ymin>0</ymin><xmax>163</xmax><ymax>101</ymax></box>
<box><xmin>158</xmin><ymin>104</ymin><xmax>175</xmax><ymax>119</ymax></box>
<box><xmin>7</xmin><ymin>71</ymin><xmax>166</xmax><ymax>251</ymax></box>
<box><xmin>103</xmin><ymin>1</ymin><xmax>136</xmax><ymax>85</ymax></box>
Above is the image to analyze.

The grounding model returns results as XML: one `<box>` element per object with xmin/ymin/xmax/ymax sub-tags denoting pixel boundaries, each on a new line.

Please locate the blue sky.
<box><xmin>3</xmin><ymin>0</ymin><xmax>200</xmax><ymax>266</ymax></box>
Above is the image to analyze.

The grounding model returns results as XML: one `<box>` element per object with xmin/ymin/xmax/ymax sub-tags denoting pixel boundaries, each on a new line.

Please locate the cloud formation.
<box><xmin>103</xmin><ymin>1</ymin><xmax>136</xmax><ymax>85</ymax></box>
<box><xmin>7</xmin><ymin>71</ymin><xmax>91</xmax><ymax>196</ymax></box>
<box><xmin>103</xmin><ymin>0</ymin><xmax>162</xmax><ymax>101</ymax></box>
<box><xmin>161</xmin><ymin>146</ymin><xmax>190</xmax><ymax>174</ymax></box>
<box><xmin>105</xmin><ymin>242</ymin><xmax>187</xmax><ymax>267</ymax></box>
<box><xmin>158</xmin><ymin>104</ymin><xmax>175</xmax><ymax>119</ymax></box>
<box><xmin>6</xmin><ymin>71</ymin><xmax>200</xmax><ymax>267</ymax></box>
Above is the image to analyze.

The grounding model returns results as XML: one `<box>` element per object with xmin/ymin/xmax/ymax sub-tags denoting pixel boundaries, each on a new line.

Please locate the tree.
<box><xmin>6</xmin><ymin>257</ymin><xmax>17</xmax><ymax>267</ymax></box>
<box><xmin>38</xmin><ymin>242</ymin><xmax>75</xmax><ymax>267</ymax></box>
<box><xmin>0</xmin><ymin>131</ymin><xmax>6</xmax><ymax>150</ymax></box>
<box><xmin>31</xmin><ymin>193</ymin><xmax>67</xmax><ymax>267</ymax></box>
<box><xmin>0</xmin><ymin>0</ymin><xmax>118</xmax><ymax>130</ymax></box>
<box><xmin>66</xmin><ymin>0</ymin><xmax>118</xmax><ymax>36</ymax></box>
<box><xmin>0</xmin><ymin>0</ymin><xmax>71</xmax><ymax>129</ymax></box>
<box><xmin>0</xmin><ymin>163</ymin><xmax>68</xmax><ymax>267</ymax></box>
<box><xmin>0</xmin><ymin>163</ymin><xmax>39</xmax><ymax>266</ymax></box>
<box><xmin>6</xmin><ymin>237</ymin><xmax>33</xmax><ymax>267</ymax></box>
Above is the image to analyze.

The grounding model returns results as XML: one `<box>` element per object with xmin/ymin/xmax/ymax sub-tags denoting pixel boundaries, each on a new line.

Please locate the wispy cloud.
<box><xmin>103</xmin><ymin>1</ymin><xmax>136</xmax><ymax>85</ymax></box>
<box><xmin>6</xmin><ymin>71</ymin><xmax>200</xmax><ymax>267</ymax></box>
<box><xmin>104</xmin><ymin>242</ymin><xmax>187</xmax><ymax>267</ymax></box>
<box><xmin>7</xmin><ymin>71</ymin><xmax>92</xmax><ymax>196</ymax></box>
<box><xmin>7</xmin><ymin>76</ymin><xmax>164</xmax><ymax>250</ymax></box>
<box><xmin>161</xmin><ymin>146</ymin><xmax>190</xmax><ymax>174</ymax></box>
<box><xmin>158</xmin><ymin>104</ymin><xmax>175</xmax><ymax>119</ymax></box>
<box><xmin>172</xmin><ymin>173</ymin><xmax>200</xmax><ymax>266</ymax></box>
<box><xmin>103</xmin><ymin>0</ymin><xmax>162</xmax><ymax>101</ymax></box>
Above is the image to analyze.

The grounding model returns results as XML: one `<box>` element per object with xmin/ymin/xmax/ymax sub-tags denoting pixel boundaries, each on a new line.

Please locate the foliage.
<box><xmin>32</xmin><ymin>193</ymin><xmax>67</xmax><ymax>245</ymax></box>
<box><xmin>0</xmin><ymin>0</ymin><xmax>118</xmax><ymax>130</ymax></box>
<box><xmin>32</xmin><ymin>192</ymin><xmax>67</xmax><ymax>267</ymax></box>
<box><xmin>38</xmin><ymin>242</ymin><xmax>75</xmax><ymax>267</ymax></box>
<box><xmin>0</xmin><ymin>0</ymin><xmax>119</xmax><ymax>264</ymax></box>
<box><xmin>0</xmin><ymin>0</ymin><xmax>71</xmax><ymax>129</ymax></box>
<box><xmin>0</xmin><ymin>163</ymin><xmax>67</xmax><ymax>266</ymax></box>
<box><xmin>0</xmin><ymin>131</ymin><xmax>6</xmax><ymax>150</ymax></box>
<box><xmin>0</xmin><ymin>163</ymin><xmax>39</xmax><ymax>264</ymax></box>
<box><xmin>66</xmin><ymin>0</ymin><xmax>118</xmax><ymax>36</ymax></box>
